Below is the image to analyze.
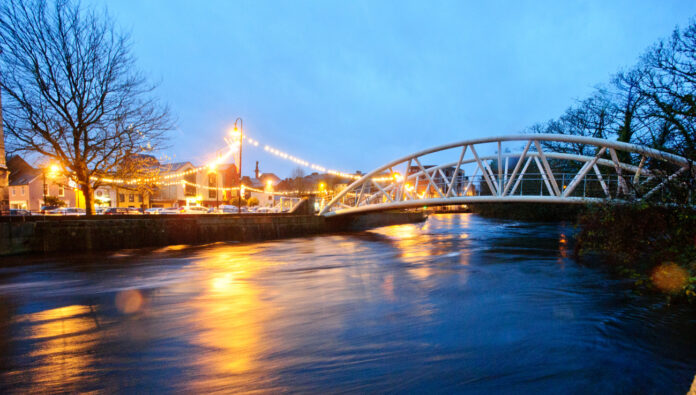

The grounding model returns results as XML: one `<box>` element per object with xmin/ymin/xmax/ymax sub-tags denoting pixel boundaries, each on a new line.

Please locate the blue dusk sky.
<box><xmin>87</xmin><ymin>0</ymin><xmax>696</xmax><ymax>179</ymax></box>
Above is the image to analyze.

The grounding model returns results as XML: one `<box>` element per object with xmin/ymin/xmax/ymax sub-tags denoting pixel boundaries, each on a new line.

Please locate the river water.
<box><xmin>0</xmin><ymin>213</ymin><xmax>694</xmax><ymax>393</ymax></box>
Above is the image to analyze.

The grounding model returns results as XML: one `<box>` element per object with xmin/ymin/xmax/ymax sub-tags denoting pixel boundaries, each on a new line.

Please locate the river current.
<box><xmin>0</xmin><ymin>213</ymin><xmax>694</xmax><ymax>393</ymax></box>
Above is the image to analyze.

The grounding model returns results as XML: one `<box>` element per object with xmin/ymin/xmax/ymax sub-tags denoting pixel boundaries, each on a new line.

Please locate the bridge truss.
<box><xmin>319</xmin><ymin>134</ymin><xmax>694</xmax><ymax>216</ymax></box>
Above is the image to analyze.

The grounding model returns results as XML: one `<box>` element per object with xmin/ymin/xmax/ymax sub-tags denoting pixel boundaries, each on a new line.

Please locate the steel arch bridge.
<box><xmin>319</xmin><ymin>134</ymin><xmax>694</xmax><ymax>217</ymax></box>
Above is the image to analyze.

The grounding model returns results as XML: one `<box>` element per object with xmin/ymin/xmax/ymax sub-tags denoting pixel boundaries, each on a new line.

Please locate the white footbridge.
<box><xmin>319</xmin><ymin>134</ymin><xmax>694</xmax><ymax>216</ymax></box>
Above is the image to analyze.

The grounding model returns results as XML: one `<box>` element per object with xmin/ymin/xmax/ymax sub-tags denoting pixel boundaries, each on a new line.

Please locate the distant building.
<box><xmin>407</xmin><ymin>165</ymin><xmax>468</xmax><ymax>197</ymax></box>
<box><xmin>259</xmin><ymin>172</ymin><xmax>281</xmax><ymax>187</ymax></box>
<box><xmin>150</xmin><ymin>161</ymin><xmax>236</xmax><ymax>208</ymax></box>
<box><xmin>7</xmin><ymin>156</ymin><xmax>83</xmax><ymax>211</ymax></box>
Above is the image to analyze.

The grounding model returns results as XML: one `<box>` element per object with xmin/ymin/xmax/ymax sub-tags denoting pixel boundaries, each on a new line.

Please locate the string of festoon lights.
<box><xmin>89</xmin><ymin>130</ymin><xmax>394</xmax><ymax>190</ymax></box>
<box><xmin>244</xmin><ymin>134</ymin><xmax>394</xmax><ymax>182</ymax></box>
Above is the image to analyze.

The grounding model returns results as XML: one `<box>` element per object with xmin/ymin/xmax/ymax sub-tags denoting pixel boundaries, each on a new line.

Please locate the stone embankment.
<box><xmin>0</xmin><ymin>211</ymin><xmax>426</xmax><ymax>255</ymax></box>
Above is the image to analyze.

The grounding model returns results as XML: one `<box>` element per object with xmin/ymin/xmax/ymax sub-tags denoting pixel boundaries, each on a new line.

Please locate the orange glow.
<box><xmin>23</xmin><ymin>305</ymin><xmax>100</xmax><ymax>391</ymax></box>
<box><xmin>115</xmin><ymin>289</ymin><xmax>144</xmax><ymax>314</ymax></box>
<box><xmin>651</xmin><ymin>263</ymin><xmax>688</xmax><ymax>293</ymax></box>
<box><xmin>183</xmin><ymin>246</ymin><xmax>276</xmax><ymax>391</ymax></box>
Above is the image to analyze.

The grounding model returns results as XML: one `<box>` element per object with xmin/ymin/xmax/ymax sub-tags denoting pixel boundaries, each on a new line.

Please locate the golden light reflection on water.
<box><xmin>370</xmin><ymin>215</ymin><xmax>474</xmax><ymax>279</ymax></box>
<box><xmin>558</xmin><ymin>233</ymin><xmax>569</xmax><ymax>265</ymax></box>
<box><xmin>371</xmin><ymin>224</ymin><xmax>433</xmax><ymax>279</ymax></box>
<box><xmin>186</xmin><ymin>246</ymin><xmax>273</xmax><ymax>391</ymax></box>
<box><xmin>21</xmin><ymin>305</ymin><xmax>100</xmax><ymax>392</ymax></box>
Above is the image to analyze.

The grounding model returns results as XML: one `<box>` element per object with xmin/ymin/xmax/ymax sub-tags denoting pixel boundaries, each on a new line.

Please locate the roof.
<box><xmin>7</xmin><ymin>156</ymin><xmax>41</xmax><ymax>186</ymax></box>
<box><xmin>259</xmin><ymin>173</ymin><xmax>281</xmax><ymax>185</ymax></box>
<box><xmin>248</xmin><ymin>178</ymin><xmax>265</xmax><ymax>188</ymax></box>
<box><xmin>159</xmin><ymin>161</ymin><xmax>194</xmax><ymax>173</ymax></box>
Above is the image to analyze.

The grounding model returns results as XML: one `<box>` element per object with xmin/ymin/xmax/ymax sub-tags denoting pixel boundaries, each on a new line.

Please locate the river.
<box><xmin>0</xmin><ymin>213</ymin><xmax>694</xmax><ymax>393</ymax></box>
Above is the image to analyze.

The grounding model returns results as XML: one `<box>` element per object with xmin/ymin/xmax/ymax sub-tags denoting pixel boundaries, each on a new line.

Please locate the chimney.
<box><xmin>255</xmin><ymin>161</ymin><xmax>260</xmax><ymax>179</ymax></box>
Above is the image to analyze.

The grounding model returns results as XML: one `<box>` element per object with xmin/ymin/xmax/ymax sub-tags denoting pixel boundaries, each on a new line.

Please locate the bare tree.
<box><xmin>290</xmin><ymin>167</ymin><xmax>306</xmax><ymax>193</ymax></box>
<box><xmin>0</xmin><ymin>0</ymin><xmax>172</xmax><ymax>214</ymax></box>
<box><xmin>636</xmin><ymin>23</ymin><xmax>696</xmax><ymax>160</ymax></box>
<box><xmin>536</xmin><ymin>92</ymin><xmax>616</xmax><ymax>159</ymax></box>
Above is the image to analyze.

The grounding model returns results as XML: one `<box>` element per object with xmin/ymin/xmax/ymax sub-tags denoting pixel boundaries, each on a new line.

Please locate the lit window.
<box><xmin>119</xmin><ymin>194</ymin><xmax>125</xmax><ymax>202</ymax></box>
<box><xmin>128</xmin><ymin>194</ymin><xmax>134</xmax><ymax>203</ymax></box>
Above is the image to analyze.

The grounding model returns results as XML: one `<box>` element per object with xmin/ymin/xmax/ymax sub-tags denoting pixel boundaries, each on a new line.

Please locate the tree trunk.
<box><xmin>81</xmin><ymin>181</ymin><xmax>93</xmax><ymax>216</ymax></box>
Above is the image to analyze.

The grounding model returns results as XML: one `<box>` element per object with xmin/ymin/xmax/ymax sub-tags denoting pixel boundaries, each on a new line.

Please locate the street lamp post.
<box><xmin>234</xmin><ymin>118</ymin><xmax>243</xmax><ymax>214</ymax></box>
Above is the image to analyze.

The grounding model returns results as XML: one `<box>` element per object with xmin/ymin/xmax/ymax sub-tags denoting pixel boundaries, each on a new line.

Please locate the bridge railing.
<box><xmin>319</xmin><ymin>134</ymin><xmax>694</xmax><ymax>216</ymax></box>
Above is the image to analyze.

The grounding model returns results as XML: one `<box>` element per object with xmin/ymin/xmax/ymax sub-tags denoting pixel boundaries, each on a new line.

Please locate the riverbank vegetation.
<box><xmin>575</xmin><ymin>204</ymin><xmax>696</xmax><ymax>304</ymax></box>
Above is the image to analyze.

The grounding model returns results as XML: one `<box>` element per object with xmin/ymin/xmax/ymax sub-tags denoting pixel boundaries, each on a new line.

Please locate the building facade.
<box><xmin>7</xmin><ymin>156</ymin><xmax>84</xmax><ymax>211</ymax></box>
<box><xmin>150</xmin><ymin>162</ymin><xmax>235</xmax><ymax>208</ymax></box>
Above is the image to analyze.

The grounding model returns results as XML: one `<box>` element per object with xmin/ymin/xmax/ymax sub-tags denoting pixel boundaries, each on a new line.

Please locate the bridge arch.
<box><xmin>319</xmin><ymin>134</ymin><xmax>694</xmax><ymax>216</ymax></box>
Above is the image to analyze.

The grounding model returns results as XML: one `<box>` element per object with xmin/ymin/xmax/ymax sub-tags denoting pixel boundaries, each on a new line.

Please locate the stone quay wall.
<box><xmin>0</xmin><ymin>211</ymin><xmax>426</xmax><ymax>255</ymax></box>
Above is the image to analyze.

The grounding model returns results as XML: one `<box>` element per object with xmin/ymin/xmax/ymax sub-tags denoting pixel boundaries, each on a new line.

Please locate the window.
<box><xmin>58</xmin><ymin>186</ymin><xmax>64</xmax><ymax>197</ymax></box>
<box><xmin>96</xmin><ymin>190</ymin><xmax>102</xmax><ymax>197</ymax></box>
<box><xmin>43</xmin><ymin>184</ymin><xmax>47</xmax><ymax>196</ymax></box>
<box><xmin>184</xmin><ymin>172</ymin><xmax>196</xmax><ymax>196</ymax></box>
<box><xmin>11</xmin><ymin>188</ymin><xmax>15</xmax><ymax>196</ymax></box>
<box><xmin>128</xmin><ymin>194</ymin><xmax>134</xmax><ymax>203</ymax></box>
<box><xmin>119</xmin><ymin>193</ymin><xmax>125</xmax><ymax>203</ymax></box>
<box><xmin>209</xmin><ymin>189</ymin><xmax>216</xmax><ymax>199</ymax></box>
<box><xmin>138</xmin><ymin>194</ymin><xmax>143</xmax><ymax>203</ymax></box>
<box><xmin>21</xmin><ymin>186</ymin><xmax>25</xmax><ymax>195</ymax></box>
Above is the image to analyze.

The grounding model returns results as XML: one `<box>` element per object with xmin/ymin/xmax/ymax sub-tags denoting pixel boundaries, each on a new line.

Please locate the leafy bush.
<box><xmin>44</xmin><ymin>195</ymin><xmax>66</xmax><ymax>207</ymax></box>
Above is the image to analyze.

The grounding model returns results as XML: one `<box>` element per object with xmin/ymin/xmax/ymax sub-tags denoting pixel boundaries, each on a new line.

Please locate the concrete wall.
<box><xmin>0</xmin><ymin>211</ymin><xmax>426</xmax><ymax>255</ymax></box>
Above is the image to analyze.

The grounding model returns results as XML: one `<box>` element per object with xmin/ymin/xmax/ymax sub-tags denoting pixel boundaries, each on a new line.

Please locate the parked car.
<box><xmin>40</xmin><ymin>205</ymin><xmax>60</xmax><ymax>214</ymax></box>
<box><xmin>216</xmin><ymin>205</ymin><xmax>246</xmax><ymax>214</ymax></box>
<box><xmin>104</xmin><ymin>207</ymin><xmax>142</xmax><ymax>215</ymax></box>
<box><xmin>160</xmin><ymin>206</ymin><xmax>209</xmax><ymax>215</ymax></box>
<box><xmin>46</xmin><ymin>207</ymin><xmax>86</xmax><ymax>216</ymax></box>
<box><xmin>181</xmin><ymin>205</ymin><xmax>209</xmax><ymax>214</ymax></box>
<box><xmin>9</xmin><ymin>209</ymin><xmax>31</xmax><ymax>216</ymax></box>
<box><xmin>145</xmin><ymin>208</ymin><xmax>164</xmax><ymax>215</ymax></box>
<box><xmin>160</xmin><ymin>207</ymin><xmax>184</xmax><ymax>215</ymax></box>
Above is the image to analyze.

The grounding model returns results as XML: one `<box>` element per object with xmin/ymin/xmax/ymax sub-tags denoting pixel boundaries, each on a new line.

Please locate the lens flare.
<box><xmin>650</xmin><ymin>263</ymin><xmax>688</xmax><ymax>294</ymax></box>
<box><xmin>115</xmin><ymin>289</ymin><xmax>144</xmax><ymax>314</ymax></box>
